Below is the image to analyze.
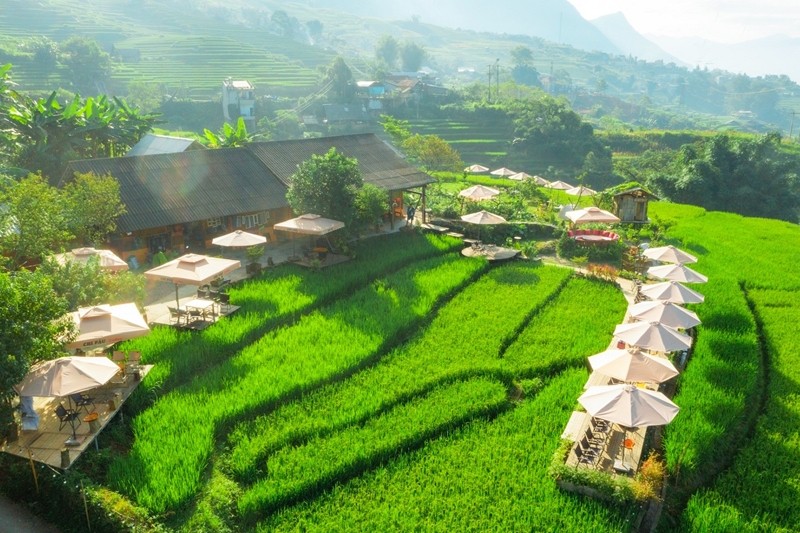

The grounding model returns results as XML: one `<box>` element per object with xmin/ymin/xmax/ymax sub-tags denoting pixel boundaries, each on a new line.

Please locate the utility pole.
<box><xmin>495</xmin><ymin>58</ymin><xmax>500</xmax><ymax>102</ymax></box>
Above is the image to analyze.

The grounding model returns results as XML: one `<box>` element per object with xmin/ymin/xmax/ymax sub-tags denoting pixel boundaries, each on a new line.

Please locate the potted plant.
<box><xmin>246</xmin><ymin>245</ymin><xmax>264</xmax><ymax>274</ymax></box>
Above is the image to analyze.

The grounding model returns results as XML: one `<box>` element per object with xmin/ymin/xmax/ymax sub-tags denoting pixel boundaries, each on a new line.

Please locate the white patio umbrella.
<box><xmin>545</xmin><ymin>180</ymin><xmax>574</xmax><ymax>190</ymax></box>
<box><xmin>464</xmin><ymin>164</ymin><xmax>489</xmax><ymax>173</ymax></box>
<box><xmin>16</xmin><ymin>356</ymin><xmax>121</xmax><ymax>398</ymax></box>
<box><xmin>647</xmin><ymin>263</ymin><xmax>708</xmax><ymax>284</ymax></box>
<box><xmin>614</xmin><ymin>321</ymin><xmax>693</xmax><ymax>352</ymax></box>
<box><xmin>532</xmin><ymin>175</ymin><xmax>550</xmax><ymax>186</ymax></box>
<box><xmin>639</xmin><ymin>281</ymin><xmax>705</xmax><ymax>304</ymax></box>
<box><xmin>211</xmin><ymin>229</ymin><xmax>267</xmax><ymax>248</ymax></box>
<box><xmin>628</xmin><ymin>300</ymin><xmax>701</xmax><ymax>329</ymax></box>
<box><xmin>578</xmin><ymin>384</ymin><xmax>680</xmax><ymax>428</ymax></box>
<box><xmin>54</xmin><ymin>247</ymin><xmax>128</xmax><ymax>272</ymax></box>
<box><xmin>642</xmin><ymin>245</ymin><xmax>698</xmax><ymax>264</ymax></box>
<box><xmin>490</xmin><ymin>167</ymin><xmax>517</xmax><ymax>177</ymax></box>
<box><xmin>461</xmin><ymin>210</ymin><xmax>507</xmax><ymax>225</ymax></box>
<box><xmin>66</xmin><ymin>303</ymin><xmax>150</xmax><ymax>351</ymax></box>
<box><xmin>565</xmin><ymin>185</ymin><xmax>597</xmax><ymax>197</ymax></box>
<box><xmin>144</xmin><ymin>253</ymin><xmax>241</xmax><ymax>308</ymax></box>
<box><xmin>565</xmin><ymin>206</ymin><xmax>620</xmax><ymax>225</ymax></box>
<box><xmin>458</xmin><ymin>185</ymin><xmax>500</xmax><ymax>201</ymax></box>
<box><xmin>588</xmin><ymin>347</ymin><xmax>680</xmax><ymax>384</ymax></box>
<box><xmin>461</xmin><ymin>210</ymin><xmax>507</xmax><ymax>242</ymax></box>
<box><xmin>508</xmin><ymin>171</ymin><xmax>532</xmax><ymax>181</ymax></box>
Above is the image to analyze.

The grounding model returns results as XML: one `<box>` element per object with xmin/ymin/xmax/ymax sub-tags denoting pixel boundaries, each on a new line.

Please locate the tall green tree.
<box><xmin>0</xmin><ymin>269</ymin><xmax>71</xmax><ymax>436</ymax></box>
<box><xmin>62</xmin><ymin>171</ymin><xmax>126</xmax><ymax>246</ymax></box>
<box><xmin>61</xmin><ymin>36</ymin><xmax>112</xmax><ymax>94</ymax></box>
<box><xmin>400</xmin><ymin>42</ymin><xmax>426</xmax><ymax>72</ymax></box>
<box><xmin>375</xmin><ymin>35</ymin><xmax>399</xmax><ymax>69</ymax></box>
<box><xmin>325</xmin><ymin>57</ymin><xmax>354</xmax><ymax>102</ymax></box>
<box><xmin>286</xmin><ymin>148</ymin><xmax>363</xmax><ymax>226</ymax></box>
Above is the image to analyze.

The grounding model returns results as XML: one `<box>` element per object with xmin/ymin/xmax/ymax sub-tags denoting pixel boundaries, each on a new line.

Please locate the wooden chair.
<box><xmin>574</xmin><ymin>445</ymin><xmax>597</xmax><ymax>466</ymax></box>
<box><xmin>217</xmin><ymin>292</ymin><xmax>231</xmax><ymax>313</ymax></box>
<box><xmin>111</xmin><ymin>351</ymin><xmax>127</xmax><ymax>383</ymax></box>
<box><xmin>127</xmin><ymin>351</ymin><xmax>141</xmax><ymax>375</ymax></box>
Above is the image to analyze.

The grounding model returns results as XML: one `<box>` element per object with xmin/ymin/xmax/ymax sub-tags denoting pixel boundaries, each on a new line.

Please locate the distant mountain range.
<box><xmin>304</xmin><ymin>0</ymin><xmax>798</xmax><ymax>82</ymax></box>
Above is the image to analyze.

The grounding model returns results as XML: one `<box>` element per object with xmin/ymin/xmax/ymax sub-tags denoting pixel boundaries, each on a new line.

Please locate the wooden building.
<box><xmin>612</xmin><ymin>187</ymin><xmax>659</xmax><ymax>224</ymax></box>
<box><xmin>64</xmin><ymin>134</ymin><xmax>434</xmax><ymax>267</ymax></box>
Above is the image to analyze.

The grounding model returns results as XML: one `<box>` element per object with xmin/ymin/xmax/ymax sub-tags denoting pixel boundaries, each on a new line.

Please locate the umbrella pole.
<box><xmin>175</xmin><ymin>284</ymin><xmax>180</xmax><ymax>309</ymax></box>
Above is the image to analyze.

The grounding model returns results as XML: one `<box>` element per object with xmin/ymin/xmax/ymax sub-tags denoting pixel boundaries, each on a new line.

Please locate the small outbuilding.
<box><xmin>612</xmin><ymin>187</ymin><xmax>659</xmax><ymax>223</ymax></box>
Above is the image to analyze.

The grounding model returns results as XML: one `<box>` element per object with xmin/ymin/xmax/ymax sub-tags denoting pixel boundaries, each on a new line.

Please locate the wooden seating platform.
<box><xmin>2</xmin><ymin>366</ymin><xmax>153</xmax><ymax>470</ymax></box>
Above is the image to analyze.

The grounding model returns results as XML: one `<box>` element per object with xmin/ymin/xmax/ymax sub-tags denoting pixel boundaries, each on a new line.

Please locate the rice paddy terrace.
<box><xmin>0</xmin><ymin>0</ymin><xmax>331</xmax><ymax>97</ymax></box>
<box><xmin>5</xmin><ymin>199</ymin><xmax>794</xmax><ymax>532</ymax></box>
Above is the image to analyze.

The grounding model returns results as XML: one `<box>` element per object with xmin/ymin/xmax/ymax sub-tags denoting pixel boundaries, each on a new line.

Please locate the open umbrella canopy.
<box><xmin>578</xmin><ymin>384</ymin><xmax>680</xmax><ymax>428</ymax></box>
<box><xmin>211</xmin><ymin>229</ymin><xmax>267</xmax><ymax>248</ymax></box>
<box><xmin>532</xmin><ymin>175</ymin><xmax>550</xmax><ymax>186</ymax></box>
<box><xmin>490</xmin><ymin>167</ymin><xmax>517</xmax><ymax>177</ymax></box>
<box><xmin>66</xmin><ymin>303</ymin><xmax>150</xmax><ymax>350</ymax></box>
<box><xmin>642</xmin><ymin>245</ymin><xmax>698</xmax><ymax>264</ymax></box>
<box><xmin>647</xmin><ymin>263</ymin><xmax>708</xmax><ymax>283</ymax></box>
<box><xmin>273</xmin><ymin>214</ymin><xmax>345</xmax><ymax>236</ymax></box>
<box><xmin>458</xmin><ymin>185</ymin><xmax>500</xmax><ymax>201</ymax></box>
<box><xmin>639</xmin><ymin>281</ymin><xmax>705</xmax><ymax>304</ymax></box>
<box><xmin>628</xmin><ymin>300</ymin><xmax>701</xmax><ymax>329</ymax></box>
<box><xmin>565</xmin><ymin>185</ymin><xmax>597</xmax><ymax>196</ymax></box>
<box><xmin>614</xmin><ymin>321</ymin><xmax>693</xmax><ymax>352</ymax></box>
<box><xmin>54</xmin><ymin>247</ymin><xmax>128</xmax><ymax>272</ymax></box>
<box><xmin>464</xmin><ymin>164</ymin><xmax>489</xmax><ymax>173</ymax></box>
<box><xmin>508</xmin><ymin>171</ymin><xmax>532</xmax><ymax>181</ymax></box>
<box><xmin>145</xmin><ymin>253</ymin><xmax>241</xmax><ymax>308</ymax></box>
<box><xmin>16</xmin><ymin>356</ymin><xmax>121</xmax><ymax>397</ymax></box>
<box><xmin>565</xmin><ymin>206</ymin><xmax>620</xmax><ymax>224</ymax></box>
<box><xmin>545</xmin><ymin>180</ymin><xmax>574</xmax><ymax>190</ymax></box>
<box><xmin>461</xmin><ymin>210</ymin><xmax>507</xmax><ymax>225</ymax></box>
<box><xmin>588</xmin><ymin>347</ymin><xmax>680</xmax><ymax>383</ymax></box>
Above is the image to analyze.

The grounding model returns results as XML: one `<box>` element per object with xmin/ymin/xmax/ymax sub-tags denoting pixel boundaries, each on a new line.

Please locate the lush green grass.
<box><xmin>109</xmin><ymin>253</ymin><xmax>486</xmax><ymax>512</ymax></box>
<box><xmin>255</xmin><ymin>369</ymin><xmax>639</xmax><ymax>532</ymax></box>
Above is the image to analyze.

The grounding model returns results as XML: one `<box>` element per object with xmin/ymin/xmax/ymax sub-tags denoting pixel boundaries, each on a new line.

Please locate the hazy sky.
<box><xmin>568</xmin><ymin>0</ymin><xmax>800</xmax><ymax>43</ymax></box>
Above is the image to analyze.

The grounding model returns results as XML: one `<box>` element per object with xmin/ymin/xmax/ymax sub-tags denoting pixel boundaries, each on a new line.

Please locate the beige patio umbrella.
<box><xmin>565</xmin><ymin>185</ymin><xmax>597</xmax><ymax>197</ymax></box>
<box><xmin>613</xmin><ymin>321</ymin><xmax>692</xmax><ymax>352</ymax></box>
<box><xmin>65</xmin><ymin>303</ymin><xmax>150</xmax><ymax>351</ymax></box>
<box><xmin>565</xmin><ymin>206</ymin><xmax>620</xmax><ymax>225</ymax></box>
<box><xmin>144</xmin><ymin>253</ymin><xmax>241</xmax><ymax>308</ymax></box>
<box><xmin>508</xmin><ymin>171</ymin><xmax>532</xmax><ymax>181</ymax></box>
<box><xmin>211</xmin><ymin>229</ymin><xmax>267</xmax><ymax>248</ymax></box>
<box><xmin>490</xmin><ymin>167</ymin><xmax>517</xmax><ymax>177</ymax></box>
<box><xmin>461</xmin><ymin>210</ymin><xmax>507</xmax><ymax>242</ymax></box>
<box><xmin>273</xmin><ymin>214</ymin><xmax>345</xmax><ymax>236</ymax></box>
<box><xmin>54</xmin><ymin>247</ymin><xmax>128</xmax><ymax>272</ymax></box>
<box><xmin>464</xmin><ymin>164</ymin><xmax>489</xmax><ymax>173</ymax></box>
<box><xmin>647</xmin><ymin>263</ymin><xmax>708</xmax><ymax>284</ymax></box>
<box><xmin>532</xmin><ymin>175</ymin><xmax>550</xmax><ymax>186</ymax></box>
<box><xmin>639</xmin><ymin>281</ymin><xmax>705</xmax><ymax>304</ymax></box>
<box><xmin>578</xmin><ymin>383</ymin><xmax>680</xmax><ymax>464</ymax></box>
<box><xmin>642</xmin><ymin>245</ymin><xmax>698</xmax><ymax>264</ymax></box>
<box><xmin>16</xmin><ymin>355</ymin><xmax>122</xmax><ymax>445</ymax></box>
<box><xmin>588</xmin><ymin>347</ymin><xmax>679</xmax><ymax>384</ymax></box>
<box><xmin>458</xmin><ymin>185</ymin><xmax>500</xmax><ymax>201</ymax></box>
<box><xmin>628</xmin><ymin>300</ymin><xmax>701</xmax><ymax>329</ymax></box>
<box><xmin>16</xmin><ymin>356</ymin><xmax>122</xmax><ymax>398</ymax></box>
<box><xmin>545</xmin><ymin>180</ymin><xmax>574</xmax><ymax>190</ymax></box>
<box><xmin>461</xmin><ymin>210</ymin><xmax>507</xmax><ymax>225</ymax></box>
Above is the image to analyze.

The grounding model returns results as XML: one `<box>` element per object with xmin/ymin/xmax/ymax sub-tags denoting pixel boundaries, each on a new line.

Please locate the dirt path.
<box><xmin>0</xmin><ymin>494</ymin><xmax>60</xmax><ymax>533</ymax></box>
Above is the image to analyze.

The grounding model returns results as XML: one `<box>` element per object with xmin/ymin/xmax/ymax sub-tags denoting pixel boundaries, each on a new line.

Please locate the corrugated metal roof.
<box><xmin>246</xmin><ymin>133</ymin><xmax>435</xmax><ymax>191</ymax></box>
<box><xmin>66</xmin><ymin>149</ymin><xmax>287</xmax><ymax>233</ymax></box>
<box><xmin>126</xmin><ymin>133</ymin><xmax>204</xmax><ymax>156</ymax></box>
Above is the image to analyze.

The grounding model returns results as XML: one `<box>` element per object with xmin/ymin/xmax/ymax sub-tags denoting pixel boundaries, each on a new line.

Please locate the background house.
<box><xmin>64</xmin><ymin>134</ymin><xmax>434</xmax><ymax>266</ymax></box>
